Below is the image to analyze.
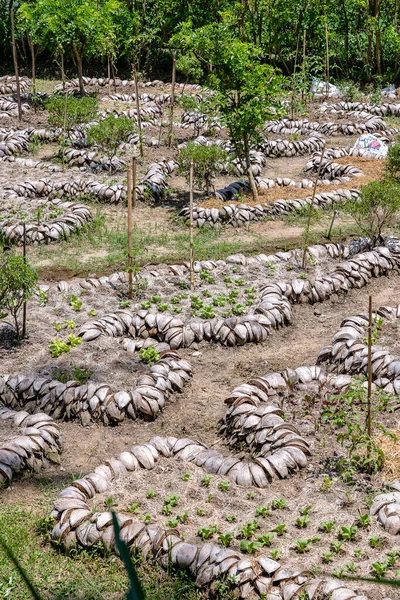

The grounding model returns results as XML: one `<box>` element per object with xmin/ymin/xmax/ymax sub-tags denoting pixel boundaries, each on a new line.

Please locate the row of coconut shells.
<box><xmin>265</xmin><ymin>115</ymin><xmax>394</xmax><ymax>136</ymax></box>
<box><xmin>179</xmin><ymin>188</ymin><xmax>360</xmax><ymax>227</ymax></box>
<box><xmin>0</xmin><ymin>96</ymin><xmax>30</xmax><ymax>118</ymax></box>
<box><xmin>49</xmin><ymin>436</ymin><xmax>368</xmax><ymax>599</ymax></box>
<box><xmin>303</xmin><ymin>154</ymin><xmax>363</xmax><ymax>180</ymax></box>
<box><xmin>0</xmin><ymin>350</ymin><xmax>191</xmax><ymax>426</ymax></box>
<box><xmin>62</xmin><ymin>147</ymin><xmax>126</xmax><ymax>172</ymax></box>
<box><xmin>0</xmin><ymin>199</ymin><xmax>92</xmax><ymax>246</ymax></box>
<box><xmin>53</xmin><ymin>77</ymin><xmax>204</xmax><ymax>93</ymax></box>
<box><xmin>77</xmin><ymin>247</ymin><xmax>400</xmax><ymax>350</ymax></box>
<box><xmin>0</xmin><ymin>75</ymin><xmax>31</xmax><ymax>95</ymax></box>
<box><xmin>0</xmin><ymin>406</ymin><xmax>61</xmax><ymax>486</ymax></box>
<box><xmin>370</xmin><ymin>482</ymin><xmax>400</xmax><ymax>535</ymax></box>
<box><xmin>259</xmin><ymin>134</ymin><xmax>325</xmax><ymax>158</ymax></box>
<box><xmin>221</xmin><ymin>365</ymin><xmax>352</xmax><ymax>455</ymax></box>
<box><xmin>317</xmin><ymin>303</ymin><xmax>400</xmax><ymax>395</ymax></box>
<box><xmin>73</xmin><ymin>241</ymin><xmax>354</xmax><ymax>295</ymax></box>
<box><xmin>0</xmin><ymin>154</ymin><xmax>60</xmax><ymax>171</ymax></box>
<box><xmin>4</xmin><ymin>159</ymin><xmax>176</xmax><ymax>204</ymax></box>
<box><xmin>318</xmin><ymin>101</ymin><xmax>400</xmax><ymax>117</ymax></box>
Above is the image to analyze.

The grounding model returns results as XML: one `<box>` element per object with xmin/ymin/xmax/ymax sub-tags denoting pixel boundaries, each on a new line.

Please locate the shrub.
<box><xmin>45</xmin><ymin>95</ymin><xmax>99</xmax><ymax>131</ymax></box>
<box><xmin>177</xmin><ymin>142</ymin><xmax>229</xmax><ymax>194</ymax></box>
<box><xmin>0</xmin><ymin>255</ymin><xmax>38</xmax><ymax>339</ymax></box>
<box><xmin>87</xmin><ymin>114</ymin><xmax>137</xmax><ymax>173</ymax></box>
<box><xmin>346</xmin><ymin>180</ymin><xmax>400</xmax><ymax>241</ymax></box>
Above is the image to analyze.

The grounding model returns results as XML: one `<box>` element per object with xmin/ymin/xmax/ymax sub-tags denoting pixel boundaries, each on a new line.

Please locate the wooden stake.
<box><xmin>168</xmin><ymin>52</ymin><xmax>176</xmax><ymax>148</ymax></box>
<box><xmin>22</xmin><ymin>223</ymin><xmax>27</xmax><ymax>339</ymax></box>
<box><xmin>302</xmin><ymin>143</ymin><xmax>326</xmax><ymax>268</ymax></box>
<box><xmin>367</xmin><ymin>295</ymin><xmax>373</xmax><ymax>437</ymax></box>
<box><xmin>107</xmin><ymin>56</ymin><xmax>111</xmax><ymax>96</ymax></box>
<box><xmin>189</xmin><ymin>159</ymin><xmax>195</xmax><ymax>292</ymax></box>
<box><xmin>132</xmin><ymin>62</ymin><xmax>143</xmax><ymax>158</ymax></box>
<box><xmin>10</xmin><ymin>4</ymin><xmax>22</xmax><ymax>122</ymax></box>
<box><xmin>326</xmin><ymin>209</ymin><xmax>338</xmax><ymax>240</ymax></box>
<box><xmin>61</xmin><ymin>53</ymin><xmax>65</xmax><ymax>91</ymax></box>
<box><xmin>325</xmin><ymin>19</ymin><xmax>330</xmax><ymax>99</ymax></box>
<box><xmin>132</xmin><ymin>156</ymin><xmax>137</xmax><ymax>209</ymax></box>
<box><xmin>127</xmin><ymin>167</ymin><xmax>133</xmax><ymax>299</ymax></box>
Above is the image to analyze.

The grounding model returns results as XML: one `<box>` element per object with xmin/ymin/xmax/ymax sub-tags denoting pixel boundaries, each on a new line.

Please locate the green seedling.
<box><xmin>330</xmin><ymin>541</ymin><xmax>344</xmax><ymax>554</ymax></box>
<box><xmin>255</xmin><ymin>506</ymin><xmax>269</xmax><ymax>518</ymax></box>
<box><xmin>166</xmin><ymin>519</ymin><xmax>179</xmax><ymax>528</ymax></box>
<box><xmin>344</xmin><ymin>562</ymin><xmax>356</xmax><ymax>573</ymax></box>
<box><xmin>170</xmin><ymin>296</ymin><xmax>181</xmax><ymax>304</ymax></box>
<box><xmin>157</xmin><ymin>303</ymin><xmax>169</xmax><ymax>312</ymax></box>
<box><xmin>146</xmin><ymin>489</ymin><xmax>156</xmax><ymax>499</ymax></box>
<box><xmin>87</xmin><ymin>308</ymin><xmax>97</xmax><ymax>316</ymax></box>
<box><xmin>218</xmin><ymin>533</ymin><xmax>233</xmax><ymax>547</ymax></box>
<box><xmin>238</xmin><ymin>520</ymin><xmax>259</xmax><ymax>540</ymax></box>
<box><xmin>139</xmin><ymin>346</ymin><xmax>160</xmax><ymax>366</ymax></box>
<box><xmin>218</xmin><ymin>481</ymin><xmax>230</xmax><ymax>492</ymax></box>
<box><xmin>140</xmin><ymin>514</ymin><xmax>151</xmax><ymax>525</ymax></box>
<box><xmin>164</xmin><ymin>494</ymin><xmax>179</xmax><ymax>507</ymax></box>
<box><xmin>294</xmin><ymin>539</ymin><xmax>311</xmax><ymax>553</ymax></box>
<box><xmin>234</xmin><ymin>278</ymin><xmax>244</xmax><ymax>286</ymax></box>
<box><xmin>197</xmin><ymin>525</ymin><xmax>217</xmax><ymax>540</ymax></box>
<box><xmin>38</xmin><ymin>289</ymin><xmax>48</xmax><ymax>306</ymax></box>
<box><xmin>299</xmin><ymin>505</ymin><xmax>312</xmax><ymax>516</ymax></box>
<box><xmin>225</xmin><ymin>514</ymin><xmax>237</xmax><ymax>523</ymax></box>
<box><xmin>368</xmin><ymin>535</ymin><xmax>381</xmax><ymax>548</ymax></box>
<box><xmin>202</xmin><ymin>475</ymin><xmax>211</xmax><ymax>487</ymax></box>
<box><xmin>199</xmin><ymin>305</ymin><xmax>216</xmax><ymax>319</ymax></box>
<box><xmin>182</xmin><ymin>472</ymin><xmax>190</xmax><ymax>482</ymax></box>
<box><xmin>196</xmin><ymin>508</ymin><xmax>206</xmax><ymax>516</ymax></box>
<box><xmin>357</xmin><ymin>514</ymin><xmax>371</xmax><ymax>528</ymax></box>
<box><xmin>151</xmin><ymin>295</ymin><xmax>162</xmax><ymax>304</ymax></box>
<box><xmin>172</xmin><ymin>306</ymin><xmax>182</xmax><ymax>314</ymax></box>
<box><xmin>120</xmin><ymin>300</ymin><xmax>130</xmax><ymax>308</ymax></box>
<box><xmin>202</xmin><ymin>289</ymin><xmax>212</xmax><ymax>298</ymax></box>
<box><xmin>322</xmin><ymin>552</ymin><xmax>335</xmax><ymax>563</ymax></box>
<box><xmin>296</xmin><ymin>515</ymin><xmax>309</xmax><ymax>528</ymax></box>
<box><xmin>354</xmin><ymin>549</ymin><xmax>364</xmax><ymax>559</ymax></box>
<box><xmin>319</xmin><ymin>521</ymin><xmax>335</xmax><ymax>533</ymax></box>
<box><xmin>240</xmin><ymin>540</ymin><xmax>262</xmax><ymax>554</ymax></box>
<box><xmin>127</xmin><ymin>502</ymin><xmax>140</xmax><ymax>514</ymax></box>
<box><xmin>270</xmin><ymin>549</ymin><xmax>281</xmax><ymax>560</ymax></box>
<box><xmin>271</xmin><ymin>499</ymin><xmax>287</xmax><ymax>510</ymax></box>
<box><xmin>48</xmin><ymin>340</ymin><xmax>70</xmax><ymax>358</ymax></box>
<box><xmin>162</xmin><ymin>504</ymin><xmax>172</xmax><ymax>516</ymax></box>
<box><xmin>65</xmin><ymin>319</ymin><xmax>76</xmax><ymax>329</ymax></box>
<box><xmin>53</xmin><ymin>322</ymin><xmax>63</xmax><ymax>332</ymax></box>
<box><xmin>338</xmin><ymin>525</ymin><xmax>358</xmax><ymax>541</ymax></box>
<box><xmin>257</xmin><ymin>533</ymin><xmax>274</xmax><ymax>547</ymax></box>
<box><xmin>104</xmin><ymin>497</ymin><xmax>118</xmax><ymax>509</ymax></box>
<box><xmin>141</xmin><ymin>300</ymin><xmax>151</xmax><ymax>309</ymax></box>
<box><xmin>69</xmin><ymin>294</ymin><xmax>83</xmax><ymax>311</ymax></box>
<box><xmin>272</xmin><ymin>523</ymin><xmax>286</xmax><ymax>536</ymax></box>
<box><xmin>371</xmin><ymin>561</ymin><xmax>388</xmax><ymax>578</ymax></box>
<box><xmin>177</xmin><ymin>511</ymin><xmax>189</xmax><ymax>524</ymax></box>
<box><xmin>206</xmin><ymin>494</ymin><xmax>213</xmax><ymax>503</ymax></box>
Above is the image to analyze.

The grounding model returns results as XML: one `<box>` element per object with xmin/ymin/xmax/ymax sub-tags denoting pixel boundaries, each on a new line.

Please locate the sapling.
<box><xmin>87</xmin><ymin>114</ymin><xmax>137</xmax><ymax>174</ymax></box>
<box><xmin>0</xmin><ymin>255</ymin><xmax>38</xmax><ymax>339</ymax></box>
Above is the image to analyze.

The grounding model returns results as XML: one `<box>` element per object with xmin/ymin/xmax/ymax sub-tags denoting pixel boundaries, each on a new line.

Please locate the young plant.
<box><xmin>322</xmin><ymin>552</ymin><xmax>335</xmax><ymax>564</ymax></box>
<box><xmin>140</xmin><ymin>514</ymin><xmax>151</xmax><ymax>525</ymax></box>
<box><xmin>296</xmin><ymin>515</ymin><xmax>309</xmax><ymax>529</ymax></box>
<box><xmin>271</xmin><ymin>499</ymin><xmax>287</xmax><ymax>510</ymax></box>
<box><xmin>338</xmin><ymin>525</ymin><xmax>358</xmax><ymax>541</ymax></box>
<box><xmin>164</xmin><ymin>494</ymin><xmax>180</xmax><ymax>507</ymax></box>
<box><xmin>69</xmin><ymin>294</ymin><xmax>83</xmax><ymax>311</ymax></box>
<box><xmin>218</xmin><ymin>533</ymin><xmax>233</xmax><ymax>547</ymax></box>
<box><xmin>218</xmin><ymin>481</ymin><xmax>230</xmax><ymax>492</ymax></box>
<box><xmin>257</xmin><ymin>533</ymin><xmax>274</xmax><ymax>547</ymax></box>
<box><xmin>225</xmin><ymin>514</ymin><xmax>237</xmax><ymax>523</ymax></box>
<box><xmin>127</xmin><ymin>502</ymin><xmax>141</xmax><ymax>514</ymax></box>
<box><xmin>371</xmin><ymin>561</ymin><xmax>388</xmax><ymax>578</ymax></box>
<box><xmin>182</xmin><ymin>472</ymin><xmax>190</xmax><ymax>482</ymax></box>
<box><xmin>357</xmin><ymin>514</ymin><xmax>371</xmax><ymax>528</ymax></box>
<box><xmin>146</xmin><ymin>489</ymin><xmax>156</xmax><ymax>499</ymax></box>
<box><xmin>0</xmin><ymin>256</ymin><xmax>38</xmax><ymax>338</ymax></box>
<box><xmin>196</xmin><ymin>508</ymin><xmax>206</xmax><ymax>517</ymax></box>
<box><xmin>67</xmin><ymin>334</ymin><xmax>82</xmax><ymax>348</ymax></box>
<box><xmin>201</xmin><ymin>475</ymin><xmax>211</xmax><ymax>487</ymax></box>
<box><xmin>197</xmin><ymin>525</ymin><xmax>217</xmax><ymax>540</ymax></box>
<box><xmin>177</xmin><ymin>511</ymin><xmax>189</xmax><ymax>524</ymax></box>
<box><xmin>87</xmin><ymin>114</ymin><xmax>138</xmax><ymax>174</ymax></box>
<box><xmin>294</xmin><ymin>539</ymin><xmax>311</xmax><ymax>553</ymax></box>
<box><xmin>368</xmin><ymin>535</ymin><xmax>381</xmax><ymax>548</ymax></box>
<box><xmin>166</xmin><ymin>519</ymin><xmax>179</xmax><ymax>528</ymax></box>
<box><xmin>238</xmin><ymin>520</ymin><xmax>259</xmax><ymax>540</ymax></box>
<box><xmin>319</xmin><ymin>521</ymin><xmax>335</xmax><ymax>533</ymax></box>
<box><xmin>240</xmin><ymin>540</ymin><xmax>262</xmax><ymax>554</ymax></box>
<box><xmin>270</xmin><ymin>549</ymin><xmax>281</xmax><ymax>560</ymax></box>
<box><xmin>255</xmin><ymin>506</ymin><xmax>269</xmax><ymax>518</ymax></box>
<box><xmin>330</xmin><ymin>541</ymin><xmax>344</xmax><ymax>554</ymax></box>
<box><xmin>48</xmin><ymin>340</ymin><xmax>70</xmax><ymax>358</ymax></box>
<box><xmin>272</xmin><ymin>523</ymin><xmax>286</xmax><ymax>536</ymax></box>
<box><xmin>139</xmin><ymin>346</ymin><xmax>160</xmax><ymax>366</ymax></box>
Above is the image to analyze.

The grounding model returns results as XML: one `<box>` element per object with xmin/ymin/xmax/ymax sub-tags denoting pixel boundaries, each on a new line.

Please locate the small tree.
<box><xmin>386</xmin><ymin>139</ymin><xmax>400</xmax><ymax>182</ymax></box>
<box><xmin>178</xmin><ymin>142</ymin><xmax>229</xmax><ymax>194</ymax></box>
<box><xmin>45</xmin><ymin>95</ymin><xmax>99</xmax><ymax>131</ymax></box>
<box><xmin>346</xmin><ymin>180</ymin><xmax>400</xmax><ymax>241</ymax></box>
<box><xmin>0</xmin><ymin>255</ymin><xmax>38</xmax><ymax>339</ymax></box>
<box><xmin>87</xmin><ymin>114</ymin><xmax>137</xmax><ymax>173</ymax></box>
<box><xmin>177</xmin><ymin>94</ymin><xmax>215</xmax><ymax>137</ymax></box>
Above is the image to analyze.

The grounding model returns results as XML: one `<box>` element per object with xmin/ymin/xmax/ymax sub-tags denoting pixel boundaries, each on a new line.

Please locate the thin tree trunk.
<box><xmin>325</xmin><ymin>19</ymin><xmax>330</xmax><ymax>98</ymax></box>
<box><xmin>72</xmin><ymin>44</ymin><xmax>85</xmax><ymax>96</ymax></box>
<box><xmin>10</xmin><ymin>4</ymin><xmax>22</xmax><ymax>122</ymax></box>
<box><xmin>168</xmin><ymin>52</ymin><xmax>176</xmax><ymax>148</ymax></box>
<box><xmin>61</xmin><ymin>53</ymin><xmax>65</xmax><ymax>91</ymax></box>
<box><xmin>28</xmin><ymin>35</ymin><xmax>36</xmax><ymax>95</ymax></box>
<box><xmin>341</xmin><ymin>0</ymin><xmax>350</xmax><ymax>77</ymax></box>
<box><xmin>132</xmin><ymin>60</ymin><xmax>143</xmax><ymax>158</ymax></box>
<box><xmin>243</xmin><ymin>133</ymin><xmax>258</xmax><ymax>202</ymax></box>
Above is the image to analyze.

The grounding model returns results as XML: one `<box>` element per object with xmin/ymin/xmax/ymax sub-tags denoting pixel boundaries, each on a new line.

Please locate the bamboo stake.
<box><xmin>132</xmin><ymin>156</ymin><xmax>137</xmax><ymax>209</ymax></box>
<box><xmin>127</xmin><ymin>167</ymin><xmax>133</xmax><ymax>299</ymax></box>
<box><xmin>22</xmin><ymin>223</ymin><xmax>27</xmax><ymax>339</ymax></box>
<box><xmin>132</xmin><ymin>62</ymin><xmax>143</xmax><ymax>158</ymax></box>
<box><xmin>302</xmin><ymin>143</ymin><xmax>326</xmax><ymax>268</ymax></box>
<box><xmin>189</xmin><ymin>159</ymin><xmax>195</xmax><ymax>292</ymax></box>
<box><xmin>367</xmin><ymin>295</ymin><xmax>373</xmax><ymax>437</ymax></box>
<box><xmin>168</xmin><ymin>52</ymin><xmax>176</xmax><ymax>148</ymax></box>
<box><xmin>326</xmin><ymin>209</ymin><xmax>338</xmax><ymax>240</ymax></box>
<box><xmin>10</xmin><ymin>4</ymin><xmax>22</xmax><ymax>122</ymax></box>
<box><xmin>107</xmin><ymin>56</ymin><xmax>111</xmax><ymax>96</ymax></box>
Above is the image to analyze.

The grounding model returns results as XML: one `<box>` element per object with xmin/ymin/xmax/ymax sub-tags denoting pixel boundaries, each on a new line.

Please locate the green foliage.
<box><xmin>0</xmin><ymin>255</ymin><xmax>38</xmax><ymax>338</ymax></box>
<box><xmin>178</xmin><ymin>142</ymin><xmax>229</xmax><ymax>194</ymax></box>
<box><xmin>139</xmin><ymin>346</ymin><xmax>160</xmax><ymax>366</ymax></box>
<box><xmin>45</xmin><ymin>95</ymin><xmax>99</xmax><ymax>130</ymax></box>
<box><xmin>69</xmin><ymin>295</ymin><xmax>83</xmax><ymax>311</ymax></box>
<box><xmin>345</xmin><ymin>180</ymin><xmax>400</xmax><ymax>241</ymax></box>
<box><xmin>87</xmin><ymin>114</ymin><xmax>137</xmax><ymax>171</ymax></box>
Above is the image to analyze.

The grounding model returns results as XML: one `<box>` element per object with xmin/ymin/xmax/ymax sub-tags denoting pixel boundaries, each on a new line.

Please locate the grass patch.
<box><xmin>0</xmin><ymin>499</ymin><xmax>219</xmax><ymax>600</ymax></box>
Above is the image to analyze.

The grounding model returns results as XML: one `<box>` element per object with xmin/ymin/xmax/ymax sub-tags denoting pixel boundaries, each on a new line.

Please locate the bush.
<box><xmin>0</xmin><ymin>255</ymin><xmax>38</xmax><ymax>338</ymax></box>
<box><xmin>346</xmin><ymin>180</ymin><xmax>400</xmax><ymax>241</ymax></box>
<box><xmin>87</xmin><ymin>114</ymin><xmax>137</xmax><ymax>172</ymax></box>
<box><xmin>386</xmin><ymin>139</ymin><xmax>400</xmax><ymax>182</ymax></box>
<box><xmin>45</xmin><ymin>95</ymin><xmax>99</xmax><ymax>131</ymax></box>
<box><xmin>178</xmin><ymin>142</ymin><xmax>229</xmax><ymax>194</ymax></box>
<box><xmin>337</xmin><ymin>80</ymin><xmax>363</xmax><ymax>102</ymax></box>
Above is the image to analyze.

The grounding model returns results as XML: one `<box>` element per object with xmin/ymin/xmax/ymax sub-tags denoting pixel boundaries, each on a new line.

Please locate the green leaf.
<box><xmin>111</xmin><ymin>511</ymin><xmax>146</xmax><ymax>600</ymax></box>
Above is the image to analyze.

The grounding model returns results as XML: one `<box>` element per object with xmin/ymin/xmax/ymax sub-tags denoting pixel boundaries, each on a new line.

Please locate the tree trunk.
<box><xmin>61</xmin><ymin>53</ymin><xmax>65</xmax><ymax>91</ymax></box>
<box><xmin>243</xmin><ymin>133</ymin><xmax>258</xmax><ymax>202</ymax></box>
<box><xmin>72</xmin><ymin>44</ymin><xmax>85</xmax><ymax>96</ymax></box>
<box><xmin>341</xmin><ymin>0</ymin><xmax>350</xmax><ymax>78</ymax></box>
<box><xmin>10</xmin><ymin>4</ymin><xmax>22</xmax><ymax>122</ymax></box>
